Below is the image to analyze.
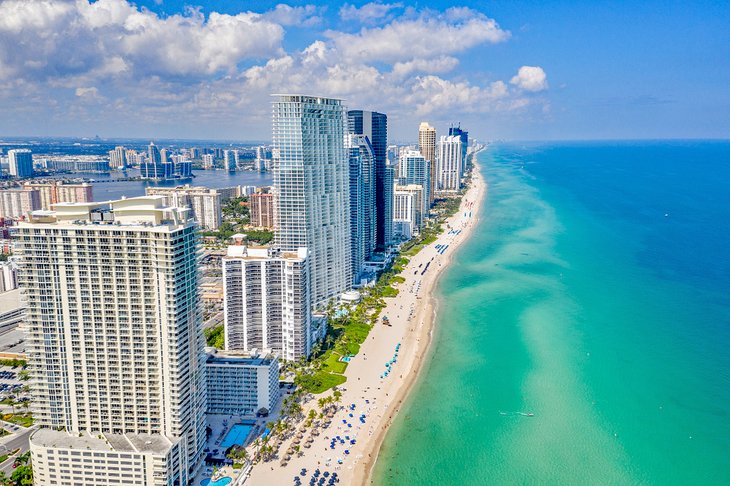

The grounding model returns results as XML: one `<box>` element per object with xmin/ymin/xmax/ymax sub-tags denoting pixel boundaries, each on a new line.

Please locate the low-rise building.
<box><xmin>205</xmin><ymin>349</ymin><xmax>280</xmax><ymax>416</ymax></box>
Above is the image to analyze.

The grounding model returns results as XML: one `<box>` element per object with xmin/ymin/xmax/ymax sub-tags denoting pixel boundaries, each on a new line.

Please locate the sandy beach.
<box><xmin>245</xmin><ymin>161</ymin><xmax>486</xmax><ymax>486</ymax></box>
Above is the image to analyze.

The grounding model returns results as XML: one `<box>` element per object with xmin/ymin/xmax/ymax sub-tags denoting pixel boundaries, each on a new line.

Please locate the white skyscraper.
<box><xmin>223</xmin><ymin>242</ymin><xmax>312</xmax><ymax>361</ymax></box>
<box><xmin>272</xmin><ymin>94</ymin><xmax>352</xmax><ymax>306</ymax></box>
<box><xmin>19</xmin><ymin>197</ymin><xmax>207</xmax><ymax>485</ymax></box>
<box><xmin>146</xmin><ymin>185</ymin><xmax>223</xmax><ymax>230</ymax></box>
<box><xmin>8</xmin><ymin>149</ymin><xmax>33</xmax><ymax>178</ymax></box>
<box><xmin>398</xmin><ymin>149</ymin><xmax>431</xmax><ymax>221</ymax></box>
<box><xmin>437</xmin><ymin>135</ymin><xmax>464</xmax><ymax>192</ymax></box>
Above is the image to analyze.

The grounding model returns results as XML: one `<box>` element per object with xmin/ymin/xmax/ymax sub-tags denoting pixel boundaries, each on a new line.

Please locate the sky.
<box><xmin>0</xmin><ymin>0</ymin><xmax>728</xmax><ymax>142</ymax></box>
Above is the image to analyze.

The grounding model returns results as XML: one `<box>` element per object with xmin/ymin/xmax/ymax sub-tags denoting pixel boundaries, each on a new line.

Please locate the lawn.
<box><xmin>322</xmin><ymin>353</ymin><xmax>348</xmax><ymax>374</ymax></box>
<box><xmin>296</xmin><ymin>371</ymin><xmax>347</xmax><ymax>394</ymax></box>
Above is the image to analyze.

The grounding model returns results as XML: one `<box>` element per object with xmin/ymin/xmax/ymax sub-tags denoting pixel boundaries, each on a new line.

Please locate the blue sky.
<box><xmin>0</xmin><ymin>0</ymin><xmax>727</xmax><ymax>141</ymax></box>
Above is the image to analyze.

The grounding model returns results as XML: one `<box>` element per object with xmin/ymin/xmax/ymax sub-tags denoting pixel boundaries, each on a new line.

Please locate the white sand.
<box><xmin>245</xmin><ymin>163</ymin><xmax>486</xmax><ymax>486</ymax></box>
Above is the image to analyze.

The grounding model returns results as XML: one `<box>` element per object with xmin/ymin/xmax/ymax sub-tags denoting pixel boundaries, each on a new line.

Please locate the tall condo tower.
<box><xmin>273</xmin><ymin>95</ymin><xmax>352</xmax><ymax>306</ymax></box>
<box><xmin>8</xmin><ymin>149</ymin><xmax>33</xmax><ymax>178</ymax></box>
<box><xmin>347</xmin><ymin>110</ymin><xmax>390</xmax><ymax>251</ymax></box>
<box><xmin>437</xmin><ymin>135</ymin><xmax>464</xmax><ymax>192</ymax></box>
<box><xmin>347</xmin><ymin>134</ymin><xmax>377</xmax><ymax>283</ymax></box>
<box><xmin>398</xmin><ymin>149</ymin><xmax>431</xmax><ymax>221</ymax></box>
<box><xmin>223</xmin><ymin>242</ymin><xmax>311</xmax><ymax>361</ymax></box>
<box><xmin>418</xmin><ymin>122</ymin><xmax>436</xmax><ymax>205</ymax></box>
<box><xmin>20</xmin><ymin>197</ymin><xmax>207</xmax><ymax>485</ymax></box>
<box><xmin>448</xmin><ymin>124</ymin><xmax>469</xmax><ymax>176</ymax></box>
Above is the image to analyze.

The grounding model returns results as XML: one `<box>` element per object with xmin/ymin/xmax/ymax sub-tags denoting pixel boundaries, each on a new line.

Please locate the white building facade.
<box><xmin>18</xmin><ymin>197</ymin><xmax>207</xmax><ymax>485</ymax></box>
<box><xmin>145</xmin><ymin>185</ymin><xmax>223</xmax><ymax>230</ymax></box>
<box><xmin>437</xmin><ymin>135</ymin><xmax>464</xmax><ymax>192</ymax></box>
<box><xmin>0</xmin><ymin>188</ymin><xmax>40</xmax><ymax>219</ymax></box>
<box><xmin>223</xmin><ymin>244</ymin><xmax>312</xmax><ymax>361</ymax></box>
<box><xmin>206</xmin><ymin>350</ymin><xmax>280</xmax><ymax>416</ymax></box>
<box><xmin>273</xmin><ymin>95</ymin><xmax>352</xmax><ymax>307</ymax></box>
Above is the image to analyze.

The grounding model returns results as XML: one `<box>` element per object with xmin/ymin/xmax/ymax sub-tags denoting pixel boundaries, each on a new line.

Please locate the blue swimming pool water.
<box><xmin>201</xmin><ymin>477</ymin><xmax>232</xmax><ymax>486</ymax></box>
<box><xmin>220</xmin><ymin>424</ymin><xmax>253</xmax><ymax>449</ymax></box>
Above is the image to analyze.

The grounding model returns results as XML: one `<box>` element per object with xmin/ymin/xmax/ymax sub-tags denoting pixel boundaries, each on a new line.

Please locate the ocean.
<box><xmin>372</xmin><ymin>141</ymin><xmax>730</xmax><ymax>485</ymax></box>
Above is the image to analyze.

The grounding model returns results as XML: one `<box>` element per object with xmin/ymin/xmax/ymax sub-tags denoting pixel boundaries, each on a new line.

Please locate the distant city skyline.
<box><xmin>1</xmin><ymin>1</ymin><xmax>726</xmax><ymax>141</ymax></box>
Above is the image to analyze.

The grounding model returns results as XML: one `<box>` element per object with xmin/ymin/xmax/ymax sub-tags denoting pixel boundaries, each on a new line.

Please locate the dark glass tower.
<box><xmin>348</xmin><ymin>110</ymin><xmax>390</xmax><ymax>252</ymax></box>
<box><xmin>449</xmin><ymin>125</ymin><xmax>469</xmax><ymax>174</ymax></box>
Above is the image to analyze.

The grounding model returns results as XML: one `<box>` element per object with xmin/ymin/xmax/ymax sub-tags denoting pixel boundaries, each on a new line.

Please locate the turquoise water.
<box><xmin>220</xmin><ymin>424</ymin><xmax>253</xmax><ymax>449</ymax></box>
<box><xmin>373</xmin><ymin>141</ymin><xmax>730</xmax><ymax>485</ymax></box>
<box><xmin>201</xmin><ymin>477</ymin><xmax>232</xmax><ymax>486</ymax></box>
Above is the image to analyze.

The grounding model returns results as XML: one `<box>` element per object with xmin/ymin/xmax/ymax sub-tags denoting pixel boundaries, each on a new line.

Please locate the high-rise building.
<box><xmin>224</xmin><ymin>150</ymin><xmax>239</xmax><ymax>171</ymax></box>
<box><xmin>398</xmin><ymin>149</ymin><xmax>431</xmax><ymax>220</ymax></box>
<box><xmin>348</xmin><ymin>110</ymin><xmax>390</xmax><ymax>251</ymax></box>
<box><xmin>347</xmin><ymin>134</ymin><xmax>376</xmax><ymax>282</ymax></box>
<box><xmin>448</xmin><ymin>124</ymin><xmax>469</xmax><ymax>176</ymax></box>
<box><xmin>8</xmin><ymin>149</ymin><xmax>33</xmax><ymax>178</ymax></box>
<box><xmin>0</xmin><ymin>188</ymin><xmax>40</xmax><ymax>219</ymax></box>
<box><xmin>392</xmin><ymin>185</ymin><xmax>423</xmax><ymax>240</ymax></box>
<box><xmin>437</xmin><ymin>135</ymin><xmax>464</xmax><ymax>192</ymax></box>
<box><xmin>273</xmin><ymin>95</ymin><xmax>351</xmax><ymax>306</ymax></box>
<box><xmin>20</xmin><ymin>197</ymin><xmax>207</xmax><ymax>485</ymax></box>
<box><xmin>202</xmin><ymin>153</ymin><xmax>214</xmax><ymax>169</ymax></box>
<box><xmin>24</xmin><ymin>181</ymin><xmax>93</xmax><ymax>209</ymax></box>
<box><xmin>223</xmin><ymin>242</ymin><xmax>312</xmax><ymax>361</ymax></box>
<box><xmin>249</xmin><ymin>192</ymin><xmax>275</xmax><ymax>228</ymax></box>
<box><xmin>109</xmin><ymin>146</ymin><xmax>127</xmax><ymax>169</ymax></box>
<box><xmin>418</xmin><ymin>122</ymin><xmax>436</xmax><ymax>204</ymax></box>
<box><xmin>145</xmin><ymin>185</ymin><xmax>223</xmax><ymax>230</ymax></box>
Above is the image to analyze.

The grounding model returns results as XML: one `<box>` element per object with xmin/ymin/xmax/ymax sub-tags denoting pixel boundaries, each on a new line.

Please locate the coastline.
<box><xmin>357</xmin><ymin>158</ymin><xmax>486</xmax><ymax>485</ymax></box>
<box><xmin>245</xmin><ymin>156</ymin><xmax>486</xmax><ymax>486</ymax></box>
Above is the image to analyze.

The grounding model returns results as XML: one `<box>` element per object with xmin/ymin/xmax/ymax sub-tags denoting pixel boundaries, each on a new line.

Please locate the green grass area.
<box><xmin>204</xmin><ymin>325</ymin><xmax>225</xmax><ymax>348</ymax></box>
<box><xmin>322</xmin><ymin>353</ymin><xmax>348</xmax><ymax>374</ymax></box>
<box><xmin>295</xmin><ymin>371</ymin><xmax>347</xmax><ymax>394</ymax></box>
<box><xmin>0</xmin><ymin>454</ymin><xmax>7</xmax><ymax>464</ymax></box>
<box><xmin>391</xmin><ymin>275</ymin><xmax>406</xmax><ymax>284</ymax></box>
<box><xmin>3</xmin><ymin>413</ymin><xmax>33</xmax><ymax>427</ymax></box>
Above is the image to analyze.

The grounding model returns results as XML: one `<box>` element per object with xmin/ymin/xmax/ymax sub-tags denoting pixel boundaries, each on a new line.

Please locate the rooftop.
<box><xmin>31</xmin><ymin>429</ymin><xmax>178</xmax><ymax>455</ymax></box>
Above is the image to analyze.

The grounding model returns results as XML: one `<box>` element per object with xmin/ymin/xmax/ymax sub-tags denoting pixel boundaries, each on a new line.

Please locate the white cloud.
<box><xmin>0</xmin><ymin>1</ymin><xmax>549</xmax><ymax>138</ymax></box>
<box><xmin>327</xmin><ymin>8</ymin><xmax>509</xmax><ymax>64</ymax></box>
<box><xmin>261</xmin><ymin>4</ymin><xmax>323</xmax><ymax>27</ymax></box>
<box><xmin>339</xmin><ymin>2</ymin><xmax>402</xmax><ymax>23</ymax></box>
<box><xmin>0</xmin><ymin>0</ymin><xmax>284</xmax><ymax>81</ymax></box>
<box><xmin>510</xmin><ymin>65</ymin><xmax>548</xmax><ymax>92</ymax></box>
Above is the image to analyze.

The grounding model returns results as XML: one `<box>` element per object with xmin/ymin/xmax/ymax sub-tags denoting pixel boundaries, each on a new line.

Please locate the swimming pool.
<box><xmin>220</xmin><ymin>423</ymin><xmax>253</xmax><ymax>449</ymax></box>
<box><xmin>201</xmin><ymin>477</ymin><xmax>232</xmax><ymax>486</ymax></box>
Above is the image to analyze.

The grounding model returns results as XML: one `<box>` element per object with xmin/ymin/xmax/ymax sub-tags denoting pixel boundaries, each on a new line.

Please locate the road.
<box><xmin>0</xmin><ymin>424</ymin><xmax>35</xmax><ymax>474</ymax></box>
<box><xmin>203</xmin><ymin>311</ymin><xmax>223</xmax><ymax>330</ymax></box>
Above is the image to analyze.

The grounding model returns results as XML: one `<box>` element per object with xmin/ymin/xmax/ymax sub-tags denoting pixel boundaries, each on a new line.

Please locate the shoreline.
<box><xmin>357</xmin><ymin>158</ymin><xmax>486</xmax><ymax>485</ymax></box>
<box><xmin>245</xmin><ymin>156</ymin><xmax>486</xmax><ymax>486</ymax></box>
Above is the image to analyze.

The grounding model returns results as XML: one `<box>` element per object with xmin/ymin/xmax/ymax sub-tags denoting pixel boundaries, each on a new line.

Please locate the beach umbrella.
<box><xmin>287</xmin><ymin>447</ymin><xmax>295</xmax><ymax>454</ymax></box>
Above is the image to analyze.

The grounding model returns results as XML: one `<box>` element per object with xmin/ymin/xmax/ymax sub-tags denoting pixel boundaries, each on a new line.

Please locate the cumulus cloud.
<box><xmin>510</xmin><ymin>65</ymin><xmax>548</xmax><ymax>92</ymax></box>
<box><xmin>339</xmin><ymin>2</ymin><xmax>403</xmax><ymax>23</ymax></box>
<box><xmin>0</xmin><ymin>0</ymin><xmax>284</xmax><ymax>81</ymax></box>
<box><xmin>0</xmin><ymin>1</ymin><xmax>548</xmax><ymax>138</ymax></box>
<box><xmin>261</xmin><ymin>4</ymin><xmax>323</xmax><ymax>27</ymax></box>
<box><xmin>327</xmin><ymin>8</ymin><xmax>509</xmax><ymax>63</ymax></box>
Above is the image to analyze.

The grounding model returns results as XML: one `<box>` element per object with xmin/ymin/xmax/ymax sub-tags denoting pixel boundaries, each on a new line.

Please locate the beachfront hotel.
<box><xmin>437</xmin><ymin>135</ymin><xmax>464</xmax><ymax>192</ymax></box>
<box><xmin>272</xmin><ymin>94</ymin><xmax>352</xmax><ymax>306</ymax></box>
<box><xmin>393</xmin><ymin>184</ymin><xmax>425</xmax><ymax>238</ymax></box>
<box><xmin>18</xmin><ymin>197</ymin><xmax>207</xmax><ymax>485</ymax></box>
<box><xmin>223</xmin><ymin>238</ymin><xmax>312</xmax><ymax>361</ymax></box>
<box><xmin>205</xmin><ymin>349</ymin><xmax>280</xmax><ymax>416</ymax></box>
